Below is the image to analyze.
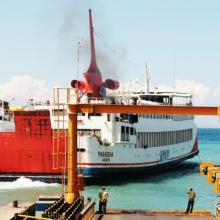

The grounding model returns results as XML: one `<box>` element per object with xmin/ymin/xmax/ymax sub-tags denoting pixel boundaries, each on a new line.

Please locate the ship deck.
<box><xmin>92</xmin><ymin>209</ymin><xmax>215</xmax><ymax>220</ymax></box>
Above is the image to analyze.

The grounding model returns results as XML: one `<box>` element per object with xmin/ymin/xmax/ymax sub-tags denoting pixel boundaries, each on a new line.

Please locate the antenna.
<box><xmin>173</xmin><ymin>55</ymin><xmax>176</xmax><ymax>91</ymax></box>
<box><xmin>145</xmin><ymin>63</ymin><xmax>150</xmax><ymax>94</ymax></box>
<box><xmin>76</xmin><ymin>41</ymin><xmax>82</xmax><ymax>88</ymax></box>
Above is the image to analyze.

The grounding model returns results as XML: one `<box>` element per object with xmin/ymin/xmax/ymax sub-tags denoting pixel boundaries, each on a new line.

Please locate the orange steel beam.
<box><xmin>69</xmin><ymin>104</ymin><xmax>220</xmax><ymax>115</ymax></box>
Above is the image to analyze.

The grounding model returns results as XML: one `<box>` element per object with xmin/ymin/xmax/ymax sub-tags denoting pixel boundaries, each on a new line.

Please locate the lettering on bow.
<box><xmin>98</xmin><ymin>151</ymin><xmax>113</xmax><ymax>158</ymax></box>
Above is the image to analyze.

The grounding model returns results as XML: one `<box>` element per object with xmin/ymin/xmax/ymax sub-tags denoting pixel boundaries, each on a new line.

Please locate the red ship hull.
<box><xmin>0</xmin><ymin>110</ymin><xmax>65</xmax><ymax>175</ymax></box>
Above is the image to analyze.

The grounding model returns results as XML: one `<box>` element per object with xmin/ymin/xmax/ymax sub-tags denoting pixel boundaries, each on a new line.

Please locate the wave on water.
<box><xmin>0</xmin><ymin>177</ymin><xmax>59</xmax><ymax>190</ymax></box>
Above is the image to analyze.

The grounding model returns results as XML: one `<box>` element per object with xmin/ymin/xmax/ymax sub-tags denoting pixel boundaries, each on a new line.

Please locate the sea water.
<box><xmin>0</xmin><ymin>128</ymin><xmax>219</xmax><ymax>213</ymax></box>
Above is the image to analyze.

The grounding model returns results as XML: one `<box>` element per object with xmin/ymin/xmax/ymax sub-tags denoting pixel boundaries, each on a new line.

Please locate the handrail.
<box><xmin>216</xmin><ymin>204</ymin><xmax>220</xmax><ymax>219</ymax></box>
<box><xmin>17</xmin><ymin>214</ymin><xmax>52</xmax><ymax>220</ymax></box>
<box><xmin>80</xmin><ymin>200</ymin><xmax>95</xmax><ymax>216</ymax></box>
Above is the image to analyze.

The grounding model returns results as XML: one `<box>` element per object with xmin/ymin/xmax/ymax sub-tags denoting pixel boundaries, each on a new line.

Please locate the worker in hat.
<box><xmin>185</xmin><ymin>187</ymin><xmax>196</xmax><ymax>213</ymax></box>
<box><xmin>98</xmin><ymin>187</ymin><xmax>109</xmax><ymax>214</ymax></box>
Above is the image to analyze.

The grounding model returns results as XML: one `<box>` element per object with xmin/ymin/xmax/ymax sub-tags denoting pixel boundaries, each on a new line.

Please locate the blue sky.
<box><xmin>0</xmin><ymin>0</ymin><xmax>220</xmax><ymax>127</ymax></box>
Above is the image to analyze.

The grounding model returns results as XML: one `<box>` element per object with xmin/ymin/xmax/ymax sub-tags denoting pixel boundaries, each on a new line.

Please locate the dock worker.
<box><xmin>98</xmin><ymin>187</ymin><xmax>109</xmax><ymax>214</ymax></box>
<box><xmin>185</xmin><ymin>187</ymin><xmax>196</xmax><ymax>213</ymax></box>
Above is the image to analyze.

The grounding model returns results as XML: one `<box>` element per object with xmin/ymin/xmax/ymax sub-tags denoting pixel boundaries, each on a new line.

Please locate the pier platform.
<box><xmin>0</xmin><ymin>203</ymin><xmax>216</xmax><ymax>219</ymax></box>
<box><xmin>92</xmin><ymin>209</ymin><xmax>215</xmax><ymax>220</ymax></box>
<box><xmin>0</xmin><ymin>201</ymin><xmax>33</xmax><ymax>220</ymax></box>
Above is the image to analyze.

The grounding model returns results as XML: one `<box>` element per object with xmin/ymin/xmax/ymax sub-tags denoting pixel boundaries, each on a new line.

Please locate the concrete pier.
<box><xmin>0</xmin><ymin>201</ymin><xmax>33</xmax><ymax>220</ymax></box>
<box><xmin>92</xmin><ymin>209</ymin><xmax>215</xmax><ymax>220</ymax></box>
<box><xmin>0</xmin><ymin>203</ymin><xmax>216</xmax><ymax>219</ymax></box>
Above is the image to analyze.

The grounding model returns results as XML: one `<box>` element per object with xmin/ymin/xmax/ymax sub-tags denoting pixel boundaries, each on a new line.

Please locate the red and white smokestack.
<box><xmin>71</xmin><ymin>9</ymin><xmax>120</xmax><ymax>98</ymax></box>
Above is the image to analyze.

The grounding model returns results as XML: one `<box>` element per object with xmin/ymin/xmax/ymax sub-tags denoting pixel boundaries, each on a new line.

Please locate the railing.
<box><xmin>216</xmin><ymin>203</ymin><xmax>220</xmax><ymax>219</ymax></box>
<box><xmin>63</xmin><ymin>197</ymin><xmax>83</xmax><ymax>220</ymax></box>
<box><xmin>17</xmin><ymin>214</ymin><xmax>52</xmax><ymax>220</ymax></box>
<box><xmin>40</xmin><ymin>196</ymin><xmax>85</xmax><ymax>220</ymax></box>
<box><xmin>80</xmin><ymin>200</ymin><xmax>96</xmax><ymax>220</ymax></box>
<box><xmin>42</xmin><ymin>196</ymin><xmax>65</xmax><ymax>218</ymax></box>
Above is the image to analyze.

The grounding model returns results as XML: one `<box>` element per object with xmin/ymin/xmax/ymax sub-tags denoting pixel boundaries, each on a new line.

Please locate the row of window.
<box><xmin>121</xmin><ymin>126</ymin><xmax>136</xmax><ymax>141</ymax></box>
<box><xmin>138</xmin><ymin>114</ymin><xmax>194</xmax><ymax>120</ymax></box>
<box><xmin>137</xmin><ymin>129</ymin><xmax>193</xmax><ymax>148</ymax></box>
<box><xmin>78</xmin><ymin>129</ymin><xmax>101</xmax><ymax>137</ymax></box>
<box><xmin>73</xmin><ymin>112</ymin><xmax>194</xmax><ymax>123</ymax></box>
<box><xmin>52</xmin><ymin>109</ymin><xmax>67</xmax><ymax>117</ymax></box>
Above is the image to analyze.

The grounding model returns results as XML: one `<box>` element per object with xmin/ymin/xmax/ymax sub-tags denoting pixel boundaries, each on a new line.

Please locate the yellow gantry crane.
<box><xmin>65</xmin><ymin>103</ymin><xmax>220</xmax><ymax>203</ymax></box>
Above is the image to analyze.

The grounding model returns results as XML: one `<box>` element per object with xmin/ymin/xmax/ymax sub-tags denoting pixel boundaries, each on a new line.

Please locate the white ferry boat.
<box><xmin>72</xmin><ymin>90</ymin><xmax>198</xmax><ymax>178</ymax></box>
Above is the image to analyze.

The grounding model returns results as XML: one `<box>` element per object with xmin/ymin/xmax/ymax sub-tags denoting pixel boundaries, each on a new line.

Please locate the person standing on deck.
<box><xmin>98</xmin><ymin>187</ymin><xmax>109</xmax><ymax>214</ymax></box>
<box><xmin>185</xmin><ymin>187</ymin><xmax>196</xmax><ymax>213</ymax></box>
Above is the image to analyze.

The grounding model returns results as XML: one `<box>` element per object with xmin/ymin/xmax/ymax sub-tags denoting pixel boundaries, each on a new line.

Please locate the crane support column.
<box><xmin>65</xmin><ymin>111</ymin><xmax>79</xmax><ymax>204</ymax></box>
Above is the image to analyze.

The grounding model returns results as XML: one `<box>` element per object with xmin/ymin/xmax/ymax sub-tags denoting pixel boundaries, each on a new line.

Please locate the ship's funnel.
<box><xmin>71</xmin><ymin>9</ymin><xmax>120</xmax><ymax>98</ymax></box>
<box><xmin>83</xmin><ymin>9</ymin><xmax>103</xmax><ymax>97</ymax></box>
<box><xmin>86</xmin><ymin>9</ymin><xmax>101</xmax><ymax>76</ymax></box>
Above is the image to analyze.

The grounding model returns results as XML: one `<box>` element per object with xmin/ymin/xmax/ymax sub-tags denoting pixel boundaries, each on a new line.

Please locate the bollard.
<box><xmin>13</xmin><ymin>200</ymin><xmax>18</xmax><ymax>208</ymax></box>
<box><xmin>200</xmin><ymin>162</ymin><xmax>215</xmax><ymax>175</ymax></box>
<box><xmin>215</xmin><ymin>177</ymin><xmax>220</xmax><ymax>193</ymax></box>
<box><xmin>207</xmin><ymin>168</ymin><xmax>220</xmax><ymax>184</ymax></box>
